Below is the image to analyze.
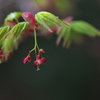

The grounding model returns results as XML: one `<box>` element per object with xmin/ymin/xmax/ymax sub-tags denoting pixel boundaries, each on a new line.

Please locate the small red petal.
<box><xmin>36</xmin><ymin>59</ymin><xmax>42</xmax><ymax>66</ymax></box>
<box><xmin>23</xmin><ymin>57</ymin><xmax>28</xmax><ymax>64</ymax></box>
<box><xmin>33</xmin><ymin>61</ymin><xmax>38</xmax><ymax>67</ymax></box>
<box><xmin>41</xmin><ymin>57</ymin><xmax>46</xmax><ymax>63</ymax></box>
<box><xmin>22</xmin><ymin>12</ymin><xmax>36</xmax><ymax>26</ymax></box>
<box><xmin>39</xmin><ymin>49</ymin><xmax>45</xmax><ymax>53</ymax></box>
<box><xmin>34</xmin><ymin>59</ymin><xmax>42</xmax><ymax>67</ymax></box>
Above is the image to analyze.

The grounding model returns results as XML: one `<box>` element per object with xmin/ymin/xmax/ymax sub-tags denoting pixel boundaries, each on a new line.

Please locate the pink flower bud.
<box><xmin>23</xmin><ymin>57</ymin><xmax>29</xmax><ymax>64</ymax></box>
<box><xmin>33</xmin><ymin>60</ymin><xmax>38</xmax><ymax>67</ymax></box>
<box><xmin>39</xmin><ymin>49</ymin><xmax>45</xmax><ymax>53</ymax></box>
<box><xmin>41</xmin><ymin>57</ymin><xmax>46</xmax><ymax>63</ymax></box>
<box><xmin>23</xmin><ymin>54</ymin><xmax>31</xmax><ymax>64</ymax></box>
<box><xmin>22</xmin><ymin>12</ymin><xmax>36</xmax><ymax>26</ymax></box>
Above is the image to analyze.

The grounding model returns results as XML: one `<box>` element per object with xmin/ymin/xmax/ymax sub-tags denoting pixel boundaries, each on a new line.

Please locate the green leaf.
<box><xmin>4</xmin><ymin>12</ymin><xmax>22</xmax><ymax>25</ymax></box>
<box><xmin>56</xmin><ymin>27</ymin><xmax>71</xmax><ymax>48</ymax></box>
<box><xmin>35</xmin><ymin>14</ymin><xmax>52</xmax><ymax>32</ymax></box>
<box><xmin>35</xmin><ymin>11</ymin><xmax>69</xmax><ymax>32</ymax></box>
<box><xmin>3</xmin><ymin>37</ymin><xmax>14</xmax><ymax>54</ymax></box>
<box><xmin>8</xmin><ymin>22</ymin><xmax>29</xmax><ymax>37</ymax></box>
<box><xmin>0</xmin><ymin>26</ymin><xmax>10</xmax><ymax>39</ymax></box>
<box><xmin>71</xmin><ymin>20</ymin><xmax>100</xmax><ymax>37</ymax></box>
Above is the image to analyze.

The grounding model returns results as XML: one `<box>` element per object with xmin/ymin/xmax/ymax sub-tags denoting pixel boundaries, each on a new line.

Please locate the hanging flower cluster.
<box><xmin>0</xmin><ymin>11</ymin><xmax>69</xmax><ymax>71</ymax></box>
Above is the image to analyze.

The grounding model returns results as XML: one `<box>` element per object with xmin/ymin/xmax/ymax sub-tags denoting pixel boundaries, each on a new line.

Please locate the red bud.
<box><xmin>33</xmin><ymin>60</ymin><xmax>38</xmax><ymax>67</ymax></box>
<box><xmin>23</xmin><ymin>54</ymin><xmax>31</xmax><ymax>64</ymax></box>
<box><xmin>22</xmin><ymin>12</ymin><xmax>36</xmax><ymax>26</ymax></box>
<box><xmin>41</xmin><ymin>57</ymin><xmax>46</xmax><ymax>63</ymax></box>
<box><xmin>23</xmin><ymin>57</ymin><xmax>29</xmax><ymax>64</ymax></box>
<box><xmin>39</xmin><ymin>49</ymin><xmax>45</xmax><ymax>53</ymax></box>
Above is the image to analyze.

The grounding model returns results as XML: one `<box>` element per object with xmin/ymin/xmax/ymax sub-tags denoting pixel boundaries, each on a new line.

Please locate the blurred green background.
<box><xmin>0</xmin><ymin>0</ymin><xmax>100</xmax><ymax>100</ymax></box>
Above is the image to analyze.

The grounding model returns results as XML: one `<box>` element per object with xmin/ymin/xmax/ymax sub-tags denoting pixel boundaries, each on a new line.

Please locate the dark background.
<box><xmin>0</xmin><ymin>0</ymin><xmax>100</xmax><ymax>100</ymax></box>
